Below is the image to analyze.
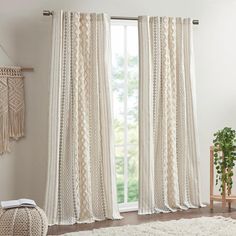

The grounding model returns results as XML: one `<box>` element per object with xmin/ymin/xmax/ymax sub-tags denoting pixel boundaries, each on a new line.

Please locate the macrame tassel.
<box><xmin>7</xmin><ymin>73</ymin><xmax>25</xmax><ymax>139</ymax></box>
<box><xmin>0</xmin><ymin>113</ymin><xmax>10</xmax><ymax>154</ymax></box>
<box><xmin>0</xmin><ymin>77</ymin><xmax>10</xmax><ymax>154</ymax></box>
<box><xmin>9</xmin><ymin>106</ymin><xmax>24</xmax><ymax>139</ymax></box>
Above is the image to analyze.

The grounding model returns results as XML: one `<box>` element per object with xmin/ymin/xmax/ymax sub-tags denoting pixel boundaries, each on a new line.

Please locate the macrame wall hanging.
<box><xmin>0</xmin><ymin>67</ymin><xmax>25</xmax><ymax>154</ymax></box>
<box><xmin>0</xmin><ymin>44</ymin><xmax>33</xmax><ymax>155</ymax></box>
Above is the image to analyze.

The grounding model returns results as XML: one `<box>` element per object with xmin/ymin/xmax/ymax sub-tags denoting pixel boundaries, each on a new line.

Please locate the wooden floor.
<box><xmin>48</xmin><ymin>205</ymin><xmax>236</xmax><ymax>235</ymax></box>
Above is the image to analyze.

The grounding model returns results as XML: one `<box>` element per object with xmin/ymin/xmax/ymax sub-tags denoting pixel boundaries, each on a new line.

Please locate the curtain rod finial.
<box><xmin>43</xmin><ymin>10</ymin><xmax>53</xmax><ymax>16</ymax></box>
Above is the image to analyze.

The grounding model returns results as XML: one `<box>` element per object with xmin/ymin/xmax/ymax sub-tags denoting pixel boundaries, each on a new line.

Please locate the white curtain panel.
<box><xmin>45</xmin><ymin>11</ymin><xmax>121</xmax><ymax>225</ymax></box>
<box><xmin>138</xmin><ymin>16</ymin><xmax>204</xmax><ymax>214</ymax></box>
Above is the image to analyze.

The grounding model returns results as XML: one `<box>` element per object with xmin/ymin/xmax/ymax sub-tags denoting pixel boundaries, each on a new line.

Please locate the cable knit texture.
<box><xmin>0</xmin><ymin>207</ymin><xmax>48</xmax><ymax>236</ymax></box>
<box><xmin>138</xmin><ymin>16</ymin><xmax>203</xmax><ymax>214</ymax></box>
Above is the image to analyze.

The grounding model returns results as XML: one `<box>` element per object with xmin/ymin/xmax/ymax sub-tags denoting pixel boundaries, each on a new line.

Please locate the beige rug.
<box><xmin>61</xmin><ymin>216</ymin><xmax>236</xmax><ymax>236</ymax></box>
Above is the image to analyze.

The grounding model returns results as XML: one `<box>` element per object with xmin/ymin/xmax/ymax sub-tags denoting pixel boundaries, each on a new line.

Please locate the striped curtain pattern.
<box><xmin>138</xmin><ymin>16</ymin><xmax>203</xmax><ymax>214</ymax></box>
<box><xmin>45</xmin><ymin>11</ymin><xmax>121</xmax><ymax>225</ymax></box>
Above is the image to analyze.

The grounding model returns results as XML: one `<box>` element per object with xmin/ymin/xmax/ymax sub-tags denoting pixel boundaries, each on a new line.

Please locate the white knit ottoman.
<box><xmin>0</xmin><ymin>206</ymin><xmax>48</xmax><ymax>236</ymax></box>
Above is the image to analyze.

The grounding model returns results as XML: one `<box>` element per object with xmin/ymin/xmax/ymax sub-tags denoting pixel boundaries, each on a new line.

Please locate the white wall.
<box><xmin>0</xmin><ymin>0</ymin><xmax>236</xmax><ymax>207</ymax></box>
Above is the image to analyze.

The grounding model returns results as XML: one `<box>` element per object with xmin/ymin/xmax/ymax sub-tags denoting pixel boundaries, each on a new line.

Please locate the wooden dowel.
<box><xmin>228</xmin><ymin>167</ymin><xmax>232</xmax><ymax>209</ymax></box>
<box><xmin>222</xmin><ymin>152</ymin><xmax>226</xmax><ymax>208</ymax></box>
<box><xmin>210</xmin><ymin>147</ymin><xmax>214</xmax><ymax>209</ymax></box>
<box><xmin>21</xmin><ymin>67</ymin><xmax>34</xmax><ymax>72</ymax></box>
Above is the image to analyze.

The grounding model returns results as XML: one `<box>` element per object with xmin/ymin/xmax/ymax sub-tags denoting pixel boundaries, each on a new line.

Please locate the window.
<box><xmin>111</xmin><ymin>20</ymin><xmax>139</xmax><ymax>211</ymax></box>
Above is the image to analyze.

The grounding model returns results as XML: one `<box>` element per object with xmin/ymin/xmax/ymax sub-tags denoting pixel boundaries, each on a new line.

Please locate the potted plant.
<box><xmin>213</xmin><ymin>127</ymin><xmax>236</xmax><ymax>196</ymax></box>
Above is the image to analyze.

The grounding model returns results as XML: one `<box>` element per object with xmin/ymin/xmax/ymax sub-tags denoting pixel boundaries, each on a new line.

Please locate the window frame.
<box><xmin>111</xmin><ymin>19</ymin><xmax>139</xmax><ymax>212</ymax></box>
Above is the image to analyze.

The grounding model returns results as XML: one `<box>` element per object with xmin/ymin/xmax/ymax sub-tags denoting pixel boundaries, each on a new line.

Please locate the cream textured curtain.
<box><xmin>45</xmin><ymin>11</ymin><xmax>121</xmax><ymax>225</ymax></box>
<box><xmin>138</xmin><ymin>16</ymin><xmax>203</xmax><ymax>214</ymax></box>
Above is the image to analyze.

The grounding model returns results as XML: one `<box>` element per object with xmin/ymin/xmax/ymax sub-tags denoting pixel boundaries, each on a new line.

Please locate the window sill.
<box><xmin>118</xmin><ymin>202</ymin><xmax>138</xmax><ymax>212</ymax></box>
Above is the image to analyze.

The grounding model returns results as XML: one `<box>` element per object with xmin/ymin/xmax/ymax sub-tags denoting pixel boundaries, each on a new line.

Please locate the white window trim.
<box><xmin>111</xmin><ymin>19</ymin><xmax>137</xmax><ymax>26</ymax></box>
<box><xmin>119</xmin><ymin>202</ymin><xmax>138</xmax><ymax>212</ymax></box>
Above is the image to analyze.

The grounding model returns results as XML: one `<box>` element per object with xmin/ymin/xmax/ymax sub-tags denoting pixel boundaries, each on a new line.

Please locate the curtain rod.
<box><xmin>43</xmin><ymin>10</ymin><xmax>199</xmax><ymax>25</ymax></box>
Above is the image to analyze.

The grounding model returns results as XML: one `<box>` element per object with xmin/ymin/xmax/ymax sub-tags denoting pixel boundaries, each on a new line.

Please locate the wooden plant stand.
<box><xmin>210</xmin><ymin>146</ymin><xmax>236</xmax><ymax>209</ymax></box>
